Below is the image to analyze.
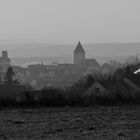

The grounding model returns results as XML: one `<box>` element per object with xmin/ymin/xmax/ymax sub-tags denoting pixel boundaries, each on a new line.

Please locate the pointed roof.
<box><xmin>74</xmin><ymin>41</ymin><xmax>85</xmax><ymax>53</ymax></box>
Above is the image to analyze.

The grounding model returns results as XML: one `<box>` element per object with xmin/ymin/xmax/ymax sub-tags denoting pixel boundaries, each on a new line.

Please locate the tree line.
<box><xmin>0</xmin><ymin>63</ymin><xmax>140</xmax><ymax>107</ymax></box>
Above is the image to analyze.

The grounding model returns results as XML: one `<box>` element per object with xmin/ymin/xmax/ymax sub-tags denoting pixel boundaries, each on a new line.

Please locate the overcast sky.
<box><xmin>0</xmin><ymin>0</ymin><xmax>140</xmax><ymax>44</ymax></box>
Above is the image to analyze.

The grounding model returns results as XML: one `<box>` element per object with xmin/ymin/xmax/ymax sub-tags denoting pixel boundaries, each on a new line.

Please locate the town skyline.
<box><xmin>1</xmin><ymin>42</ymin><xmax>140</xmax><ymax>57</ymax></box>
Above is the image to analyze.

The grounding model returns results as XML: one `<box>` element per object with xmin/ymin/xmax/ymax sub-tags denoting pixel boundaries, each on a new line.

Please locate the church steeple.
<box><xmin>73</xmin><ymin>41</ymin><xmax>85</xmax><ymax>64</ymax></box>
<box><xmin>74</xmin><ymin>41</ymin><xmax>85</xmax><ymax>53</ymax></box>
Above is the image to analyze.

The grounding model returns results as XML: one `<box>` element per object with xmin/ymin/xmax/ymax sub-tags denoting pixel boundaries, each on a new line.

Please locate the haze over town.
<box><xmin>0</xmin><ymin>0</ymin><xmax>140</xmax><ymax>61</ymax></box>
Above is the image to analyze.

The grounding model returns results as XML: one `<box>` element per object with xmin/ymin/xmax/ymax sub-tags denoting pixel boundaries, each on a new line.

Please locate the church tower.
<box><xmin>73</xmin><ymin>41</ymin><xmax>85</xmax><ymax>64</ymax></box>
<box><xmin>0</xmin><ymin>51</ymin><xmax>11</xmax><ymax>73</ymax></box>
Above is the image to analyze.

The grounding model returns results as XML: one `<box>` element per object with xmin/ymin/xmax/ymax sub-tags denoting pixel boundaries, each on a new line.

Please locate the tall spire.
<box><xmin>74</xmin><ymin>41</ymin><xmax>85</xmax><ymax>53</ymax></box>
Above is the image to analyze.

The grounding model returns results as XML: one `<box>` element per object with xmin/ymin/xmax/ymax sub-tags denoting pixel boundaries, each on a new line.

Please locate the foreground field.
<box><xmin>0</xmin><ymin>106</ymin><xmax>140</xmax><ymax>140</ymax></box>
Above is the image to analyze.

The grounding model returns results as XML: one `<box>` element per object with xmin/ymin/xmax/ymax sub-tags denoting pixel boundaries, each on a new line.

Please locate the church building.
<box><xmin>73</xmin><ymin>42</ymin><xmax>99</xmax><ymax>67</ymax></box>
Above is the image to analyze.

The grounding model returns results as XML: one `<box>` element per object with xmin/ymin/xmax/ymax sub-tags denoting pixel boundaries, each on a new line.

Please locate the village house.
<box><xmin>84</xmin><ymin>76</ymin><xmax>140</xmax><ymax>101</ymax></box>
<box><xmin>84</xmin><ymin>81</ymin><xmax>112</xmax><ymax>98</ymax></box>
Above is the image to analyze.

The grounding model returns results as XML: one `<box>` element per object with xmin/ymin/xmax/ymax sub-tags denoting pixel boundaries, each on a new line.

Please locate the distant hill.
<box><xmin>11</xmin><ymin>56</ymin><xmax>73</xmax><ymax>67</ymax></box>
<box><xmin>0</xmin><ymin>42</ymin><xmax>139</xmax><ymax>66</ymax></box>
<box><xmin>11</xmin><ymin>55</ymin><xmax>139</xmax><ymax>67</ymax></box>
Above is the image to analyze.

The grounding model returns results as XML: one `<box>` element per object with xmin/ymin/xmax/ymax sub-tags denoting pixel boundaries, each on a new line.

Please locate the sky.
<box><xmin>0</xmin><ymin>0</ymin><xmax>140</xmax><ymax>44</ymax></box>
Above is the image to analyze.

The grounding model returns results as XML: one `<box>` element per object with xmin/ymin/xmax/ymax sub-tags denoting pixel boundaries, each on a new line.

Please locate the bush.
<box><xmin>39</xmin><ymin>87</ymin><xmax>66</xmax><ymax>106</ymax></box>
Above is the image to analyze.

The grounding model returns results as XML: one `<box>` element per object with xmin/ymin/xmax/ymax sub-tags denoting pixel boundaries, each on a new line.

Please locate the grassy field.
<box><xmin>0</xmin><ymin>106</ymin><xmax>139</xmax><ymax>140</ymax></box>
